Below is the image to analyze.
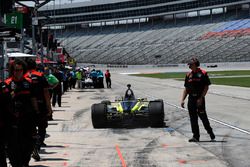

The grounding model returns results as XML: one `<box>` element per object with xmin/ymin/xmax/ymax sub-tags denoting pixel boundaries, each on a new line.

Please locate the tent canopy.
<box><xmin>7</xmin><ymin>52</ymin><xmax>36</xmax><ymax>58</ymax></box>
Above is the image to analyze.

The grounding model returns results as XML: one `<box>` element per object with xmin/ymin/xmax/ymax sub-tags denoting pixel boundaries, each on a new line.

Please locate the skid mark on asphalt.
<box><xmin>73</xmin><ymin>108</ymin><xmax>89</xmax><ymax>120</ymax></box>
<box><xmin>134</xmin><ymin>139</ymin><xmax>158</xmax><ymax>167</ymax></box>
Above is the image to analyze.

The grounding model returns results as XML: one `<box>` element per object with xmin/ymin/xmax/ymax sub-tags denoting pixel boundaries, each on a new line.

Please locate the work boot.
<box><xmin>40</xmin><ymin>142</ymin><xmax>47</xmax><ymax>147</ymax></box>
<box><xmin>188</xmin><ymin>137</ymin><xmax>199</xmax><ymax>142</ymax></box>
<box><xmin>210</xmin><ymin>132</ymin><xmax>216</xmax><ymax>141</ymax></box>
<box><xmin>32</xmin><ymin>147</ymin><xmax>40</xmax><ymax>161</ymax></box>
<box><xmin>48</xmin><ymin>115</ymin><xmax>53</xmax><ymax>121</ymax></box>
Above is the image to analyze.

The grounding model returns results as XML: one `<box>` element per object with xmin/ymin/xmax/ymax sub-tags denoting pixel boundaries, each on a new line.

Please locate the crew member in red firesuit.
<box><xmin>181</xmin><ymin>57</ymin><xmax>215</xmax><ymax>142</ymax></box>
<box><xmin>25</xmin><ymin>58</ymin><xmax>52</xmax><ymax>148</ymax></box>
<box><xmin>0</xmin><ymin>81</ymin><xmax>11</xmax><ymax>167</ymax></box>
<box><xmin>5</xmin><ymin>59</ymin><xmax>37</xmax><ymax>167</ymax></box>
<box><xmin>105</xmin><ymin>69</ymin><xmax>111</xmax><ymax>88</ymax></box>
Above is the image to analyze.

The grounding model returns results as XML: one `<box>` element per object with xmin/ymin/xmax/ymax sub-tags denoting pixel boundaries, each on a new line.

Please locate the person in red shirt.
<box><xmin>181</xmin><ymin>57</ymin><xmax>215</xmax><ymax>142</ymax></box>
<box><xmin>105</xmin><ymin>69</ymin><xmax>111</xmax><ymax>88</ymax></box>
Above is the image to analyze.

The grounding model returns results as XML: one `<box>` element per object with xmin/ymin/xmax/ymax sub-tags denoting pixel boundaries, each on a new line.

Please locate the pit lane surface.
<box><xmin>30</xmin><ymin>67</ymin><xmax>250</xmax><ymax>167</ymax></box>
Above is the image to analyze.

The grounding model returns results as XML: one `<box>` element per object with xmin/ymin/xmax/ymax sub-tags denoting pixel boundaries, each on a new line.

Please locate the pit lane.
<box><xmin>30</xmin><ymin>67</ymin><xmax>250</xmax><ymax>167</ymax></box>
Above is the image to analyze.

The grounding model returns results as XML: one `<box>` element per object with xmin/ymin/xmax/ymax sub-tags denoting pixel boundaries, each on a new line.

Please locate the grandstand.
<box><xmin>38</xmin><ymin>0</ymin><xmax>250</xmax><ymax>65</ymax></box>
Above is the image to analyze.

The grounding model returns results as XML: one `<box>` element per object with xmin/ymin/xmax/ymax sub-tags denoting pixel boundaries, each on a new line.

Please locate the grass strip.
<box><xmin>131</xmin><ymin>70</ymin><xmax>250</xmax><ymax>87</ymax></box>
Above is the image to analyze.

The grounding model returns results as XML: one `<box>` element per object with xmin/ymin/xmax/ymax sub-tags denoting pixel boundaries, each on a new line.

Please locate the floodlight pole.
<box><xmin>40</xmin><ymin>28</ymin><xmax>44</xmax><ymax>65</ymax></box>
<box><xmin>0</xmin><ymin>41</ymin><xmax>4</xmax><ymax>80</ymax></box>
<box><xmin>0</xmin><ymin>41</ymin><xmax>7</xmax><ymax>80</ymax></box>
<box><xmin>20</xmin><ymin>26</ymin><xmax>24</xmax><ymax>53</ymax></box>
<box><xmin>0</xmin><ymin>13</ymin><xmax>2</xmax><ymax>80</ymax></box>
<box><xmin>32</xmin><ymin>0</ymin><xmax>39</xmax><ymax>55</ymax></box>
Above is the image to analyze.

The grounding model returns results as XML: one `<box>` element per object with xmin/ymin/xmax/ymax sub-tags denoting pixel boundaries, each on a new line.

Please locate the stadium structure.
<box><xmin>38</xmin><ymin>0</ymin><xmax>250</xmax><ymax>65</ymax></box>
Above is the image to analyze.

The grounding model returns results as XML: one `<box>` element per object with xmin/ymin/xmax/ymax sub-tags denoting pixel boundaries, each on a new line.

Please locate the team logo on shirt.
<box><xmin>197</xmin><ymin>73</ymin><xmax>202</xmax><ymax>78</ymax></box>
<box><xmin>23</xmin><ymin>81</ymin><xmax>30</xmax><ymax>88</ymax></box>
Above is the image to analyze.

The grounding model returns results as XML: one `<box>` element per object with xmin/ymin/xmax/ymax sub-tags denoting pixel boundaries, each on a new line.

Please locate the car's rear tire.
<box><xmin>91</xmin><ymin>103</ymin><xmax>107</xmax><ymax>128</ymax></box>
<box><xmin>149</xmin><ymin>100</ymin><xmax>164</xmax><ymax>127</ymax></box>
<box><xmin>101</xmin><ymin>100</ymin><xmax>111</xmax><ymax>105</ymax></box>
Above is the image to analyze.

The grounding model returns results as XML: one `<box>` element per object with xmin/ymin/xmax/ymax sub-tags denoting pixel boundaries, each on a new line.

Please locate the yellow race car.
<box><xmin>91</xmin><ymin>96</ymin><xmax>164</xmax><ymax>128</ymax></box>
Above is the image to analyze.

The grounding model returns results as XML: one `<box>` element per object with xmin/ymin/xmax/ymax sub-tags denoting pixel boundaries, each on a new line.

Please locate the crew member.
<box><xmin>75</xmin><ymin>69</ymin><xmax>82</xmax><ymax>89</ymax></box>
<box><xmin>105</xmin><ymin>69</ymin><xmax>111</xmax><ymax>88</ymax></box>
<box><xmin>5</xmin><ymin>59</ymin><xmax>37</xmax><ymax>167</ymax></box>
<box><xmin>90</xmin><ymin>69</ymin><xmax>97</xmax><ymax>88</ymax></box>
<box><xmin>52</xmin><ymin>67</ymin><xmax>63</xmax><ymax>107</ymax></box>
<box><xmin>181</xmin><ymin>57</ymin><xmax>215</xmax><ymax>142</ymax></box>
<box><xmin>25</xmin><ymin>58</ymin><xmax>52</xmax><ymax>148</ymax></box>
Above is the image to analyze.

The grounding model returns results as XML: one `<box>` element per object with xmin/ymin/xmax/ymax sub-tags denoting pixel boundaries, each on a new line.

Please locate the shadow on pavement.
<box><xmin>42</xmin><ymin>145</ymin><xmax>67</xmax><ymax>148</ymax></box>
<box><xmin>39</xmin><ymin>158</ymin><xmax>68</xmax><ymax>161</ymax></box>
<box><xmin>199</xmin><ymin>140</ymin><xmax>227</xmax><ymax>143</ymax></box>
<box><xmin>104</xmin><ymin>120</ymin><xmax>167</xmax><ymax>129</ymax></box>
<box><xmin>52</xmin><ymin>109</ymin><xmax>66</xmax><ymax>112</ymax></box>
<box><xmin>70</xmin><ymin>90</ymin><xmax>95</xmax><ymax>92</ymax></box>
<box><xmin>48</xmin><ymin>123</ymin><xmax>59</xmax><ymax>126</ymax></box>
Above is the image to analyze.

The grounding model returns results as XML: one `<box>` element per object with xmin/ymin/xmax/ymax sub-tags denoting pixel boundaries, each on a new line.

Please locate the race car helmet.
<box><xmin>125</xmin><ymin>89</ymin><xmax>135</xmax><ymax>100</ymax></box>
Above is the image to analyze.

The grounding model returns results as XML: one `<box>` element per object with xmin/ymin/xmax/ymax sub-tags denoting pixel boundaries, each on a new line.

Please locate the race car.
<box><xmin>91</xmin><ymin>85</ymin><xmax>164</xmax><ymax>128</ymax></box>
<box><xmin>81</xmin><ymin>76</ymin><xmax>104</xmax><ymax>88</ymax></box>
<box><xmin>82</xmin><ymin>77</ymin><xmax>94</xmax><ymax>88</ymax></box>
<box><xmin>82</xmin><ymin>69</ymin><xmax>104</xmax><ymax>88</ymax></box>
